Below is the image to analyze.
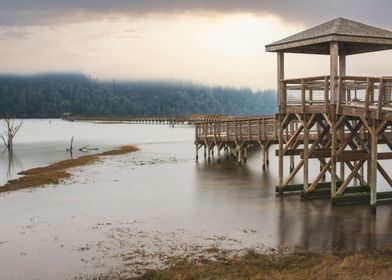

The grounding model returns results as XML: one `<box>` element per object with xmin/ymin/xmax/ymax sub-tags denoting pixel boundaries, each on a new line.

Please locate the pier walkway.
<box><xmin>197</xmin><ymin>18</ymin><xmax>392</xmax><ymax>206</ymax></box>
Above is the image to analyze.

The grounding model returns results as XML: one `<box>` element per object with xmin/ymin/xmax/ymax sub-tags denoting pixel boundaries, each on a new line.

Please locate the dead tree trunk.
<box><xmin>0</xmin><ymin>118</ymin><xmax>23</xmax><ymax>152</ymax></box>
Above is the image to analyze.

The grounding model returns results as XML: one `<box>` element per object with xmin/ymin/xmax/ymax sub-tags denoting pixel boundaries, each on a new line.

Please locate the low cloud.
<box><xmin>0</xmin><ymin>0</ymin><xmax>391</xmax><ymax>28</ymax></box>
<box><xmin>0</xmin><ymin>29</ymin><xmax>30</xmax><ymax>40</ymax></box>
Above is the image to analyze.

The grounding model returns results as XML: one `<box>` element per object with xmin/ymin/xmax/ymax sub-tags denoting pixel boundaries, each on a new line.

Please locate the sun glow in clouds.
<box><xmin>0</xmin><ymin>13</ymin><xmax>302</xmax><ymax>89</ymax></box>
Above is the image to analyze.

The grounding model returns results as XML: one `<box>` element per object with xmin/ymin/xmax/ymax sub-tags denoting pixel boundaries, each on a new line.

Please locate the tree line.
<box><xmin>0</xmin><ymin>74</ymin><xmax>277</xmax><ymax>118</ymax></box>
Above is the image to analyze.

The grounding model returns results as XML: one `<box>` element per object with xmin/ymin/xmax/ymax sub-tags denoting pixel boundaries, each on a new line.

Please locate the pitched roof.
<box><xmin>266</xmin><ymin>17</ymin><xmax>392</xmax><ymax>55</ymax></box>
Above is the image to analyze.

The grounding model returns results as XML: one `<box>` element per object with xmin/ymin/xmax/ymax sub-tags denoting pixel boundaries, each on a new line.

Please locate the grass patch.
<box><xmin>0</xmin><ymin>145</ymin><xmax>138</xmax><ymax>194</ymax></box>
<box><xmin>134</xmin><ymin>248</ymin><xmax>392</xmax><ymax>280</ymax></box>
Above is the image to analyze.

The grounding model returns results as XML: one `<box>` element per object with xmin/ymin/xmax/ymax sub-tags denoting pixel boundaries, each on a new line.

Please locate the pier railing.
<box><xmin>63</xmin><ymin>114</ymin><xmax>231</xmax><ymax>124</ymax></box>
<box><xmin>282</xmin><ymin>76</ymin><xmax>392</xmax><ymax>119</ymax></box>
<box><xmin>195</xmin><ymin>117</ymin><xmax>277</xmax><ymax>143</ymax></box>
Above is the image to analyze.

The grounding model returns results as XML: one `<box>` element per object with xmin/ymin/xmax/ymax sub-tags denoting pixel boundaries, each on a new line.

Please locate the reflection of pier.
<box><xmin>196</xmin><ymin>18</ymin><xmax>392</xmax><ymax>206</ymax></box>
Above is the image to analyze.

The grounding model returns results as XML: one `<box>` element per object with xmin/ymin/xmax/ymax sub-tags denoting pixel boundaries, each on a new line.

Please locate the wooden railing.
<box><xmin>63</xmin><ymin>114</ymin><xmax>231</xmax><ymax>124</ymax></box>
<box><xmin>281</xmin><ymin>75</ymin><xmax>392</xmax><ymax>119</ymax></box>
<box><xmin>195</xmin><ymin>117</ymin><xmax>277</xmax><ymax>143</ymax></box>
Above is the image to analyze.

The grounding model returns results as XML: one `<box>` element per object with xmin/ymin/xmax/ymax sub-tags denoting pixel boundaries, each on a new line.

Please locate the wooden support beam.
<box><xmin>309</xmin><ymin>160</ymin><xmax>331</xmax><ymax>191</ymax></box>
<box><xmin>377</xmin><ymin>162</ymin><xmax>392</xmax><ymax>188</ymax></box>
<box><xmin>282</xmin><ymin>124</ymin><xmax>303</xmax><ymax>155</ymax></box>
<box><xmin>283</xmin><ymin>159</ymin><xmax>304</xmax><ymax>187</ymax></box>
<box><xmin>336</xmin><ymin>160</ymin><xmax>365</xmax><ymax>195</ymax></box>
<box><xmin>346</xmin><ymin>161</ymin><xmax>367</xmax><ymax>186</ymax></box>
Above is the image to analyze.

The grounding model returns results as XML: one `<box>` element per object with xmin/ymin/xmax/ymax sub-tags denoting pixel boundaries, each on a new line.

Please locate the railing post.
<box><xmin>324</xmin><ymin>76</ymin><xmax>330</xmax><ymax>112</ymax></box>
<box><xmin>336</xmin><ymin>76</ymin><xmax>342</xmax><ymax>114</ymax></box>
<box><xmin>377</xmin><ymin>78</ymin><xmax>384</xmax><ymax>119</ymax></box>
<box><xmin>301</xmin><ymin>79</ymin><xmax>306</xmax><ymax>113</ymax></box>
<box><xmin>365</xmin><ymin>77</ymin><xmax>371</xmax><ymax>118</ymax></box>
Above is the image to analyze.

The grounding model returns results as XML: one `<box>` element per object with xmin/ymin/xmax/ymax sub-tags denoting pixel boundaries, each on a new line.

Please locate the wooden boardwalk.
<box><xmin>197</xmin><ymin>18</ymin><xmax>392</xmax><ymax>206</ymax></box>
<box><xmin>63</xmin><ymin>114</ymin><xmax>231</xmax><ymax>124</ymax></box>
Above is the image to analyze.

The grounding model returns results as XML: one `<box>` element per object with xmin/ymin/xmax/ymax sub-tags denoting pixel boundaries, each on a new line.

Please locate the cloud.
<box><xmin>0</xmin><ymin>0</ymin><xmax>391</xmax><ymax>28</ymax></box>
<box><xmin>0</xmin><ymin>29</ymin><xmax>30</xmax><ymax>40</ymax></box>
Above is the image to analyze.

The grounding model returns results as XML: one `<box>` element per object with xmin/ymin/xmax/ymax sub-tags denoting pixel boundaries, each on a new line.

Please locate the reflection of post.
<box><xmin>7</xmin><ymin>151</ymin><xmax>14</xmax><ymax>177</ymax></box>
<box><xmin>5</xmin><ymin>151</ymin><xmax>22</xmax><ymax>179</ymax></box>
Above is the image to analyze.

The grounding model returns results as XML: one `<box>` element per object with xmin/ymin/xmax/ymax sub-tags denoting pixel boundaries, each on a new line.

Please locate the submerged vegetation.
<box><xmin>0</xmin><ymin>74</ymin><xmax>277</xmax><ymax>118</ymax></box>
<box><xmin>133</xmin><ymin>248</ymin><xmax>392</xmax><ymax>280</ymax></box>
<box><xmin>0</xmin><ymin>145</ymin><xmax>138</xmax><ymax>193</ymax></box>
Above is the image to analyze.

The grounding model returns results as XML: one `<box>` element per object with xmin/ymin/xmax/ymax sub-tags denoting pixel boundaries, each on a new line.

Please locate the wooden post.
<box><xmin>303</xmin><ymin>124</ymin><xmax>309</xmax><ymax>193</ymax></box>
<box><xmin>244</xmin><ymin>147</ymin><xmax>248</xmax><ymax>163</ymax></box>
<box><xmin>339</xmin><ymin>127</ymin><xmax>345</xmax><ymax>181</ymax></box>
<box><xmin>331</xmin><ymin>124</ymin><xmax>337</xmax><ymax>197</ymax></box>
<box><xmin>330</xmin><ymin>41</ymin><xmax>339</xmax><ymax>197</ymax></box>
<box><xmin>237</xmin><ymin>145</ymin><xmax>242</xmax><ymax>166</ymax></box>
<box><xmin>195</xmin><ymin>145</ymin><xmax>199</xmax><ymax>162</ymax></box>
<box><xmin>277</xmin><ymin>52</ymin><xmax>285</xmax><ymax>192</ymax></box>
<box><xmin>262</xmin><ymin>144</ymin><xmax>266</xmax><ymax>171</ymax></box>
<box><xmin>330</xmin><ymin>42</ymin><xmax>339</xmax><ymax>106</ymax></box>
<box><xmin>290</xmin><ymin>122</ymin><xmax>294</xmax><ymax>171</ymax></box>
<box><xmin>339</xmin><ymin>52</ymin><xmax>346</xmax><ymax>77</ymax></box>
<box><xmin>370</xmin><ymin>121</ymin><xmax>377</xmax><ymax>207</ymax></box>
<box><xmin>277</xmin><ymin>52</ymin><xmax>285</xmax><ymax>113</ymax></box>
<box><xmin>266</xmin><ymin>144</ymin><xmax>270</xmax><ymax>166</ymax></box>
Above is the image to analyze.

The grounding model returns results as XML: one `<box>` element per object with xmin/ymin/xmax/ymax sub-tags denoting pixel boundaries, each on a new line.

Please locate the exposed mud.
<box><xmin>0</xmin><ymin>145</ymin><xmax>138</xmax><ymax>194</ymax></box>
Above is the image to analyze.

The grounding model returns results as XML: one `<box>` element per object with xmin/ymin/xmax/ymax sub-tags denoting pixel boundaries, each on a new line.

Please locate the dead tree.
<box><xmin>0</xmin><ymin>118</ymin><xmax>23</xmax><ymax>152</ymax></box>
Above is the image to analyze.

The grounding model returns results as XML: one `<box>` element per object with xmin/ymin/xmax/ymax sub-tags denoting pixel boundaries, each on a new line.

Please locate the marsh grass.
<box><xmin>0</xmin><ymin>145</ymin><xmax>138</xmax><ymax>193</ymax></box>
<box><xmin>135</xmin><ymin>248</ymin><xmax>392</xmax><ymax>280</ymax></box>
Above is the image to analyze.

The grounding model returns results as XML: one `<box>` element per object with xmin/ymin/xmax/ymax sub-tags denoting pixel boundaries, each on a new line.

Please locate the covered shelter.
<box><xmin>266</xmin><ymin>18</ymin><xmax>392</xmax><ymax>206</ymax></box>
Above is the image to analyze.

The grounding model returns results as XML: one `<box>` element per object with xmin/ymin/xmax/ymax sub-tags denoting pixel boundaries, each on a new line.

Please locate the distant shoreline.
<box><xmin>0</xmin><ymin>145</ymin><xmax>138</xmax><ymax>194</ymax></box>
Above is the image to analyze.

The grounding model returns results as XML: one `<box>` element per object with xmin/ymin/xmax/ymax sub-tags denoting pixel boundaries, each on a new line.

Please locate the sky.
<box><xmin>0</xmin><ymin>0</ymin><xmax>392</xmax><ymax>89</ymax></box>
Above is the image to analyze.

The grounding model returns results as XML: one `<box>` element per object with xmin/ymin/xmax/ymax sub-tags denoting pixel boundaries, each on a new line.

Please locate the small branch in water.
<box><xmin>79</xmin><ymin>144</ymin><xmax>99</xmax><ymax>152</ymax></box>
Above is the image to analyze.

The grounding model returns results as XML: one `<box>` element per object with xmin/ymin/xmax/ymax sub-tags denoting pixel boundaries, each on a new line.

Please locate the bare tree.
<box><xmin>0</xmin><ymin>118</ymin><xmax>23</xmax><ymax>152</ymax></box>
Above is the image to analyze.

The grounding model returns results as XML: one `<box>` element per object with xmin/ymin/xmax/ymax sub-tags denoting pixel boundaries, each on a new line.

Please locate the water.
<box><xmin>0</xmin><ymin>119</ymin><xmax>392</xmax><ymax>279</ymax></box>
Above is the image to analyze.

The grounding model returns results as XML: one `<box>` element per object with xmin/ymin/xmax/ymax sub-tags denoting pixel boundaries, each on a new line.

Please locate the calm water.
<box><xmin>0</xmin><ymin>119</ymin><xmax>392</xmax><ymax>279</ymax></box>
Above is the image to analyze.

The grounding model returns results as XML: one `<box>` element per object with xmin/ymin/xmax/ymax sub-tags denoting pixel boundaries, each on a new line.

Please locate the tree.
<box><xmin>0</xmin><ymin>118</ymin><xmax>23</xmax><ymax>152</ymax></box>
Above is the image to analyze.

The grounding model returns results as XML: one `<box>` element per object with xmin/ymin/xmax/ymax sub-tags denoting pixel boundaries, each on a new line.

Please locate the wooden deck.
<box><xmin>195</xmin><ymin>75</ymin><xmax>392</xmax><ymax>206</ymax></box>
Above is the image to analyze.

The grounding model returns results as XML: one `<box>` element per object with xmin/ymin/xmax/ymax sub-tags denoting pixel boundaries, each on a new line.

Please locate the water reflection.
<box><xmin>0</xmin><ymin>150</ymin><xmax>22</xmax><ymax>180</ymax></box>
<box><xmin>196</xmin><ymin>150</ymin><xmax>392</xmax><ymax>251</ymax></box>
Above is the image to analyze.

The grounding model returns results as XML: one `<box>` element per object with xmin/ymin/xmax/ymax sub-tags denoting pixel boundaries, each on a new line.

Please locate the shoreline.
<box><xmin>131</xmin><ymin>247</ymin><xmax>392</xmax><ymax>280</ymax></box>
<box><xmin>0</xmin><ymin>145</ymin><xmax>138</xmax><ymax>194</ymax></box>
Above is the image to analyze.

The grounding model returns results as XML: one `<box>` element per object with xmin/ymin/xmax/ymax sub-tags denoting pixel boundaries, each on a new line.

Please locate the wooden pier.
<box><xmin>63</xmin><ymin>114</ymin><xmax>231</xmax><ymax>124</ymax></box>
<box><xmin>196</xmin><ymin>18</ymin><xmax>392</xmax><ymax>206</ymax></box>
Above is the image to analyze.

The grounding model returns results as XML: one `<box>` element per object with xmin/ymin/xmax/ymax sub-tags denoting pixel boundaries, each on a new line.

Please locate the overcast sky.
<box><xmin>0</xmin><ymin>0</ymin><xmax>391</xmax><ymax>89</ymax></box>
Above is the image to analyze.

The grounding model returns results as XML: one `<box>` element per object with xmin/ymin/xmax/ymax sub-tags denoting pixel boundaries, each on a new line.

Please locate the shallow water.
<box><xmin>0</xmin><ymin>119</ymin><xmax>392</xmax><ymax>279</ymax></box>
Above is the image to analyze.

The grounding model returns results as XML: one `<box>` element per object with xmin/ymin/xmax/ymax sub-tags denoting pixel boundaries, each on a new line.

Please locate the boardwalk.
<box><xmin>197</xmin><ymin>18</ymin><xmax>392</xmax><ymax>206</ymax></box>
<box><xmin>63</xmin><ymin>114</ymin><xmax>231</xmax><ymax>124</ymax></box>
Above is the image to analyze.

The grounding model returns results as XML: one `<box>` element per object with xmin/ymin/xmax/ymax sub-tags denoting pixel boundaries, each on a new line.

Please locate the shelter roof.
<box><xmin>265</xmin><ymin>17</ymin><xmax>392</xmax><ymax>55</ymax></box>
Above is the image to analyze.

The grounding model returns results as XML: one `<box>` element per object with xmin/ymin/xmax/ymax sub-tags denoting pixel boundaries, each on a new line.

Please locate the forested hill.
<box><xmin>0</xmin><ymin>74</ymin><xmax>277</xmax><ymax>118</ymax></box>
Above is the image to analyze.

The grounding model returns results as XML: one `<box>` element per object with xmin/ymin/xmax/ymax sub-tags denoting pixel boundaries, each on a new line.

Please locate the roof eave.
<box><xmin>265</xmin><ymin>35</ymin><xmax>392</xmax><ymax>54</ymax></box>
